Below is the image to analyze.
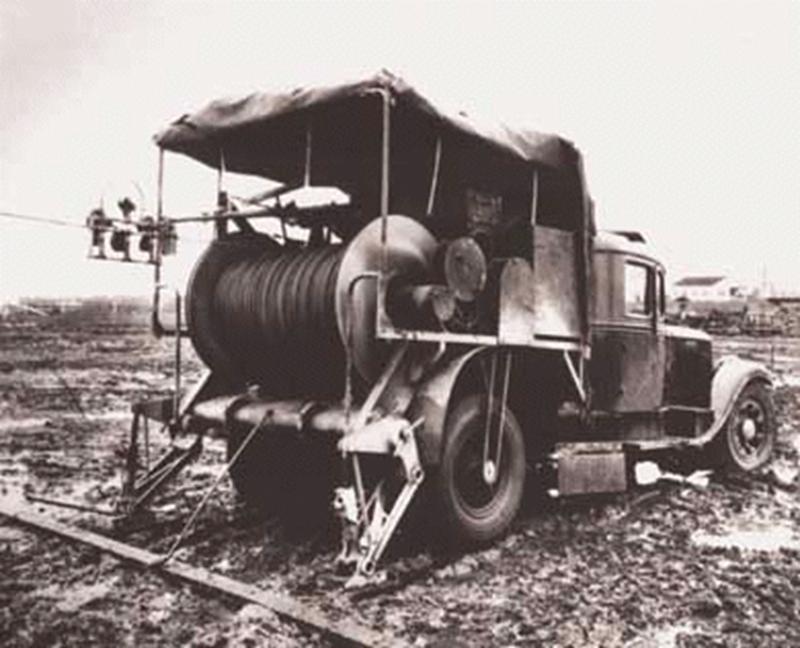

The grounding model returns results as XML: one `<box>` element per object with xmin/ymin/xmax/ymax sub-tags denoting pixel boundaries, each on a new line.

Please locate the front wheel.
<box><xmin>435</xmin><ymin>394</ymin><xmax>526</xmax><ymax>545</ymax></box>
<box><xmin>712</xmin><ymin>381</ymin><xmax>776</xmax><ymax>472</ymax></box>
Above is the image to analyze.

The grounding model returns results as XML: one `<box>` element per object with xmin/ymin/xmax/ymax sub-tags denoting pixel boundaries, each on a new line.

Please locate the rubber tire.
<box><xmin>435</xmin><ymin>394</ymin><xmax>526</xmax><ymax>545</ymax></box>
<box><xmin>712</xmin><ymin>381</ymin><xmax>776</xmax><ymax>473</ymax></box>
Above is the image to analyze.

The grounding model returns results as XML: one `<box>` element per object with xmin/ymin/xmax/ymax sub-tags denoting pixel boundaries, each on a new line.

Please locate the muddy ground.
<box><xmin>0</xmin><ymin>311</ymin><xmax>798</xmax><ymax>647</ymax></box>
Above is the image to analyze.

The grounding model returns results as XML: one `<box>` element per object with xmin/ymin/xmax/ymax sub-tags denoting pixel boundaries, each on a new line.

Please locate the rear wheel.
<box><xmin>713</xmin><ymin>381</ymin><xmax>776</xmax><ymax>472</ymax></box>
<box><xmin>435</xmin><ymin>394</ymin><xmax>526</xmax><ymax>545</ymax></box>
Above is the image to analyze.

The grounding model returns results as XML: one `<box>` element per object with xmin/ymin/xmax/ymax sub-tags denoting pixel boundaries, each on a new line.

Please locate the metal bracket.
<box><xmin>481</xmin><ymin>350</ymin><xmax>512</xmax><ymax>486</ymax></box>
<box><xmin>343</xmin><ymin>271</ymin><xmax>380</xmax><ymax>420</ymax></box>
<box><xmin>563</xmin><ymin>349</ymin><xmax>587</xmax><ymax>404</ymax></box>
<box><xmin>336</xmin><ymin>416</ymin><xmax>424</xmax><ymax>588</ymax></box>
<box><xmin>352</xmin><ymin>342</ymin><xmax>409</xmax><ymax>432</ymax></box>
<box><xmin>120</xmin><ymin>429</ymin><xmax>203</xmax><ymax>515</ymax></box>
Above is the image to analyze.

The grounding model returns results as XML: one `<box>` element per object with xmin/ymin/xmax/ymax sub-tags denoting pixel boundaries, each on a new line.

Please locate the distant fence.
<box><xmin>667</xmin><ymin>298</ymin><xmax>800</xmax><ymax>338</ymax></box>
<box><xmin>1</xmin><ymin>297</ymin><xmax>151</xmax><ymax>330</ymax></box>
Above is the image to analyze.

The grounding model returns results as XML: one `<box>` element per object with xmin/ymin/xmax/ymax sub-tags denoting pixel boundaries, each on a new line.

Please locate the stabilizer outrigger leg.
<box><xmin>118</xmin><ymin>397</ymin><xmax>203</xmax><ymax>516</ymax></box>
<box><xmin>118</xmin><ymin>372</ymin><xmax>215</xmax><ymax>517</ymax></box>
<box><xmin>336</xmin><ymin>416</ymin><xmax>425</xmax><ymax>589</ymax></box>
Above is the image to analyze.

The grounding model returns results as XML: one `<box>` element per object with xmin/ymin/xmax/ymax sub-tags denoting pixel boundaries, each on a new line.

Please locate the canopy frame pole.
<box><xmin>304</xmin><ymin>121</ymin><xmax>313</xmax><ymax>187</ymax></box>
<box><xmin>575</xmin><ymin>155</ymin><xmax>592</xmax><ymax>359</ymax></box>
<box><xmin>530</xmin><ymin>167</ymin><xmax>539</xmax><ymax>226</ymax></box>
<box><xmin>157</xmin><ymin>147</ymin><xmax>165</xmax><ymax>224</ymax></box>
<box><xmin>371</xmin><ymin>88</ymin><xmax>391</xmax><ymax>342</ymax></box>
<box><xmin>379</xmin><ymin>89</ymin><xmax>391</xmax><ymax>274</ymax></box>
<box><xmin>151</xmin><ymin>148</ymin><xmax>165</xmax><ymax>337</ymax></box>
<box><xmin>217</xmin><ymin>148</ymin><xmax>226</xmax><ymax>199</ymax></box>
<box><xmin>215</xmin><ymin>149</ymin><xmax>228</xmax><ymax>238</ymax></box>
<box><xmin>527</xmin><ymin>167</ymin><xmax>539</xmax><ymax>340</ymax></box>
<box><xmin>426</xmin><ymin>135</ymin><xmax>442</xmax><ymax>217</ymax></box>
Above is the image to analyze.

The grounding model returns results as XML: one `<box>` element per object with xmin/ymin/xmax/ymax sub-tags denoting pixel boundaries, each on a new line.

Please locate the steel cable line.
<box><xmin>0</xmin><ymin>210</ymin><xmax>85</xmax><ymax>228</ymax></box>
<box><xmin>0</xmin><ymin>209</ymin><xmax>211</xmax><ymax>244</ymax></box>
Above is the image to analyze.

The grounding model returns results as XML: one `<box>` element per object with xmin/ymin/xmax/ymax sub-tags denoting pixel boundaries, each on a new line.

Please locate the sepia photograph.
<box><xmin>1</xmin><ymin>1</ymin><xmax>798</xmax><ymax>646</ymax></box>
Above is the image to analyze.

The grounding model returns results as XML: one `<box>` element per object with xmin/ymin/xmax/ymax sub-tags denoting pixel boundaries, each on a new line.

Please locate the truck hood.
<box><xmin>663</xmin><ymin>324</ymin><xmax>712</xmax><ymax>343</ymax></box>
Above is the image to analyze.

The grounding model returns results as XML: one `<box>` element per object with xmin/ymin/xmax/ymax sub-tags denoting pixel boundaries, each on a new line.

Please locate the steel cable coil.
<box><xmin>187</xmin><ymin>235</ymin><xmax>345</xmax><ymax>397</ymax></box>
<box><xmin>186</xmin><ymin>217</ymin><xmax>438</xmax><ymax>398</ymax></box>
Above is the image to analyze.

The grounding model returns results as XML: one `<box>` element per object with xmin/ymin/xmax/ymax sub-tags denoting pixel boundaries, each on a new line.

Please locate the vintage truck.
<box><xmin>101</xmin><ymin>71</ymin><xmax>776</xmax><ymax>584</ymax></box>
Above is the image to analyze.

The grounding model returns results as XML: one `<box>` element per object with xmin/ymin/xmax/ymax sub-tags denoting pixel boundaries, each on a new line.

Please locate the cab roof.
<box><xmin>595</xmin><ymin>230</ymin><xmax>663</xmax><ymax>271</ymax></box>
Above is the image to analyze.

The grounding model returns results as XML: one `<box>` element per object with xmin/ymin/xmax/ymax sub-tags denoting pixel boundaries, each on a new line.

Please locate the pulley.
<box><xmin>444</xmin><ymin>236</ymin><xmax>488</xmax><ymax>302</ymax></box>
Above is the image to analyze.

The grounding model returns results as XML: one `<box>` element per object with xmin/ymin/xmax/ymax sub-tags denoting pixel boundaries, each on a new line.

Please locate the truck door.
<box><xmin>590</xmin><ymin>254</ymin><xmax>665</xmax><ymax>412</ymax></box>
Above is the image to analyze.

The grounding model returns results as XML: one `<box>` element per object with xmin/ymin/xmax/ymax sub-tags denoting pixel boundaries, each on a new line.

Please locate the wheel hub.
<box><xmin>741</xmin><ymin>418</ymin><xmax>757</xmax><ymax>441</ymax></box>
<box><xmin>483</xmin><ymin>460</ymin><xmax>497</xmax><ymax>485</ymax></box>
<box><xmin>732</xmin><ymin>397</ymin><xmax>768</xmax><ymax>460</ymax></box>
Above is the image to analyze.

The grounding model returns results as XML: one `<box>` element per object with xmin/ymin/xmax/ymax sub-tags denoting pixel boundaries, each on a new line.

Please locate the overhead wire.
<box><xmin>0</xmin><ymin>209</ymin><xmax>211</xmax><ymax>244</ymax></box>
<box><xmin>0</xmin><ymin>210</ymin><xmax>85</xmax><ymax>229</ymax></box>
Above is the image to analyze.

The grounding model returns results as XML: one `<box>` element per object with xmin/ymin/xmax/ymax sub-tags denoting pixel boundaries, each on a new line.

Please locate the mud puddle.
<box><xmin>692</xmin><ymin>521</ymin><xmax>800</xmax><ymax>552</ymax></box>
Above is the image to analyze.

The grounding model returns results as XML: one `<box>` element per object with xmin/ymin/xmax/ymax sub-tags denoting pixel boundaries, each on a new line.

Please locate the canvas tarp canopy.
<box><xmin>154</xmin><ymin>70</ymin><xmax>583</xmax><ymax>179</ymax></box>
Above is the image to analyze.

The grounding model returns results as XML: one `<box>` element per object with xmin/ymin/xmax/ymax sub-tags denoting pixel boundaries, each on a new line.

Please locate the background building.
<box><xmin>672</xmin><ymin>276</ymin><xmax>745</xmax><ymax>302</ymax></box>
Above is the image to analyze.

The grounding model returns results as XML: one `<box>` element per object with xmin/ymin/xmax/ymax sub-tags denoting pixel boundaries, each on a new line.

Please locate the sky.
<box><xmin>1</xmin><ymin>0</ymin><xmax>798</xmax><ymax>301</ymax></box>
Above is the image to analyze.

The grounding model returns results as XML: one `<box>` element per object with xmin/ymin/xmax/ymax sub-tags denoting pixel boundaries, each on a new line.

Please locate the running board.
<box><xmin>550</xmin><ymin>436</ymin><xmax>707</xmax><ymax>496</ymax></box>
<box><xmin>555</xmin><ymin>450</ymin><xmax>627</xmax><ymax>495</ymax></box>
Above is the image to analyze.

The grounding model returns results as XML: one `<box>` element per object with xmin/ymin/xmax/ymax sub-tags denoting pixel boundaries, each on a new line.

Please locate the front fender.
<box><xmin>695</xmin><ymin>355</ymin><xmax>773</xmax><ymax>445</ymax></box>
<box><xmin>407</xmin><ymin>347</ymin><xmax>491</xmax><ymax>466</ymax></box>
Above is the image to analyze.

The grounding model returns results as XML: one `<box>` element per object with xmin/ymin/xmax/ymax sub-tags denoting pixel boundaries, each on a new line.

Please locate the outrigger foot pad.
<box><xmin>345</xmin><ymin>569</ymin><xmax>388</xmax><ymax>591</ymax></box>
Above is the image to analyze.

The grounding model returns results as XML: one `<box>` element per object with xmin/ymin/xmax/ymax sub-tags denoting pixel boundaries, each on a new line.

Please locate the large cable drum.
<box><xmin>186</xmin><ymin>216</ymin><xmax>437</xmax><ymax>398</ymax></box>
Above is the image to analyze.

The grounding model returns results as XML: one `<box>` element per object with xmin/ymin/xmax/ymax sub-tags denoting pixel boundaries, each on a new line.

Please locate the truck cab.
<box><xmin>590</xmin><ymin>231</ymin><xmax>714</xmax><ymax>440</ymax></box>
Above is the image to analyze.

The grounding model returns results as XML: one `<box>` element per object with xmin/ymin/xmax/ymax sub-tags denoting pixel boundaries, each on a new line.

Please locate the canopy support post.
<box><xmin>379</xmin><ymin>89</ymin><xmax>391</xmax><ymax>273</ymax></box>
<box><xmin>374</xmin><ymin>89</ymin><xmax>392</xmax><ymax>340</ymax></box>
<box><xmin>426</xmin><ymin>136</ymin><xmax>442</xmax><ymax>217</ymax></box>
<box><xmin>217</xmin><ymin>148</ymin><xmax>226</xmax><ymax>199</ymax></box>
<box><xmin>215</xmin><ymin>149</ymin><xmax>229</xmax><ymax>238</ymax></box>
<box><xmin>304</xmin><ymin>122</ymin><xmax>313</xmax><ymax>187</ymax></box>
<box><xmin>152</xmin><ymin>148</ymin><xmax>165</xmax><ymax>337</ymax></box>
